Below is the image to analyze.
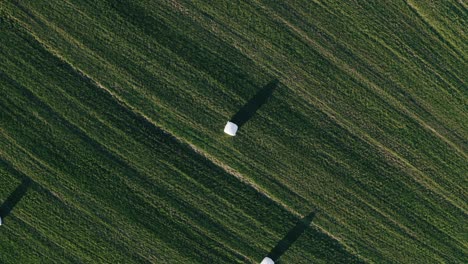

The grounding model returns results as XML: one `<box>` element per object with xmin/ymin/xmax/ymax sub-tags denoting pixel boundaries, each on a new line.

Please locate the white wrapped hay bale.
<box><xmin>224</xmin><ymin>121</ymin><xmax>238</xmax><ymax>136</ymax></box>
<box><xmin>260</xmin><ymin>257</ymin><xmax>274</xmax><ymax>264</ymax></box>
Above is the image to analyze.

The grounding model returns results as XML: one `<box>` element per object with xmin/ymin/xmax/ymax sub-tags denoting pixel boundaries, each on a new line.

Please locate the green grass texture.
<box><xmin>0</xmin><ymin>0</ymin><xmax>466</xmax><ymax>263</ymax></box>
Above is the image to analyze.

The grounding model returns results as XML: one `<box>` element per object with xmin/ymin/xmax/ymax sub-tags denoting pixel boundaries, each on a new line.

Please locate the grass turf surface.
<box><xmin>0</xmin><ymin>0</ymin><xmax>467</xmax><ymax>263</ymax></box>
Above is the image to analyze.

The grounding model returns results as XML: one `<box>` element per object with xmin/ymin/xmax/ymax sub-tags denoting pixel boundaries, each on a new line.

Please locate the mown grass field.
<box><xmin>0</xmin><ymin>0</ymin><xmax>466</xmax><ymax>263</ymax></box>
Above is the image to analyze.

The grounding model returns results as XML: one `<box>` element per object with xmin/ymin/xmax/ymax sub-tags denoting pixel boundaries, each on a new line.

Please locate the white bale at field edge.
<box><xmin>260</xmin><ymin>257</ymin><xmax>274</xmax><ymax>264</ymax></box>
<box><xmin>224</xmin><ymin>121</ymin><xmax>238</xmax><ymax>136</ymax></box>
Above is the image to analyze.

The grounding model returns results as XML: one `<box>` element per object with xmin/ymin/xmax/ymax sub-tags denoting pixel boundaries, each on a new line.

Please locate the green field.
<box><xmin>0</xmin><ymin>0</ymin><xmax>466</xmax><ymax>263</ymax></box>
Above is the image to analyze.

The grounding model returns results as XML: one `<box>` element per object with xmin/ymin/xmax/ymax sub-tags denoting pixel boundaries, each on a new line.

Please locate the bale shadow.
<box><xmin>0</xmin><ymin>178</ymin><xmax>32</xmax><ymax>221</ymax></box>
<box><xmin>267</xmin><ymin>211</ymin><xmax>316</xmax><ymax>262</ymax></box>
<box><xmin>230</xmin><ymin>79</ymin><xmax>279</xmax><ymax>128</ymax></box>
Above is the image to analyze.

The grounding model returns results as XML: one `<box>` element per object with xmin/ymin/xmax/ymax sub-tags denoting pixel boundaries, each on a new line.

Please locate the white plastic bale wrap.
<box><xmin>224</xmin><ymin>121</ymin><xmax>238</xmax><ymax>136</ymax></box>
<box><xmin>260</xmin><ymin>257</ymin><xmax>274</xmax><ymax>264</ymax></box>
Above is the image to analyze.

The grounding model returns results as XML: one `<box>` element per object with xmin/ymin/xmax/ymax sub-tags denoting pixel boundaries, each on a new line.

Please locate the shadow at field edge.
<box><xmin>230</xmin><ymin>79</ymin><xmax>279</xmax><ymax>128</ymax></box>
<box><xmin>267</xmin><ymin>210</ymin><xmax>316</xmax><ymax>262</ymax></box>
<box><xmin>0</xmin><ymin>178</ymin><xmax>32</xmax><ymax>222</ymax></box>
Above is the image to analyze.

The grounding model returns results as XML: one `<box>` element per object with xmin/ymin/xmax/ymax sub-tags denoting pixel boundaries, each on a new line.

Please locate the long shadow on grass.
<box><xmin>0</xmin><ymin>178</ymin><xmax>32</xmax><ymax>221</ymax></box>
<box><xmin>267</xmin><ymin>211</ymin><xmax>316</xmax><ymax>262</ymax></box>
<box><xmin>230</xmin><ymin>79</ymin><xmax>279</xmax><ymax>128</ymax></box>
